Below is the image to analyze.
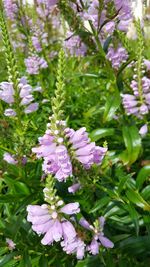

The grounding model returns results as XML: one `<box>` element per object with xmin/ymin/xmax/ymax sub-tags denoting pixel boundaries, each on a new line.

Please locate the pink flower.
<box><xmin>68</xmin><ymin>183</ymin><xmax>81</xmax><ymax>194</ymax></box>
<box><xmin>79</xmin><ymin>216</ymin><xmax>114</xmax><ymax>254</ymax></box>
<box><xmin>4</xmin><ymin>108</ymin><xmax>16</xmax><ymax>117</ymax></box>
<box><xmin>139</xmin><ymin>124</ymin><xmax>148</xmax><ymax>137</ymax></box>
<box><xmin>65</xmin><ymin>127</ymin><xmax>107</xmax><ymax>168</ymax></box>
<box><xmin>27</xmin><ymin>197</ymin><xmax>84</xmax><ymax>259</ymax></box>
<box><xmin>24</xmin><ymin>103</ymin><xmax>39</xmax><ymax>114</ymax></box>
<box><xmin>3</xmin><ymin>152</ymin><xmax>18</xmax><ymax>165</ymax></box>
<box><xmin>0</xmin><ymin>82</ymin><xmax>14</xmax><ymax>104</ymax></box>
<box><xmin>6</xmin><ymin>238</ymin><xmax>16</xmax><ymax>250</ymax></box>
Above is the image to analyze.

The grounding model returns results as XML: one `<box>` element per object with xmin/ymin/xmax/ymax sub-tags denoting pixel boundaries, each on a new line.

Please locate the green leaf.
<box><xmin>90</xmin><ymin>128</ymin><xmax>115</xmax><ymax>141</ymax></box>
<box><xmin>103</xmin><ymin>91</ymin><xmax>120</xmax><ymax>122</ymax></box>
<box><xmin>119</xmin><ymin>236</ymin><xmax>150</xmax><ymax>256</ymax></box>
<box><xmin>117</xmin><ymin>175</ymin><xmax>130</xmax><ymax>194</ymax></box>
<box><xmin>90</xmin><ymin>196</ymin><xmax>110</xmax><ymax>213</ymax></box>
<box><xmin>3</xmin><ymin>177</ymin><xmax>30</xmax><ymax>195</ymax></box>
<box><xmin>124</xmin><ymin>204</ymin><xmax>139</xmax><ymax>235</ymax></box>
<box><xmin>0</xmin><ymin>252</ymin><xmax>18</xmax><ymax>267</ymax></box>
<box><xmin>0</xmin><ymin>195</ymin><xmax>21</xmax><ymax>203</ymax></box>
<box><xmin>39</xmin><ymin>256</ymin><xmax>48</xmax><ymax>267</ymax></box>
<box><xmin>126</xmin><ymin>189</ymin><xmax>150</xmax><ymax>210</ymax></box>
<box><xmin>120</xmin><ymin>125</ymin><xmax>141</xmax><ymax>165</ymax></box>
<box><xmin>136</xmin><ymin>165</ymin><xmax>150</xmax><ymax>190</ymax></box>
<box><xmin>13</xmin><ymin>182</ymin><xmax>30</xmax><ymax>195</ymax></box>
<box><xmin>141</xmin><ymin>185</ymin><xmax>150</xmax><ymax>200</ymax></box>
<box><xmin>75</xmin><ymin>256</ymin><xmax>103</xmax><ymax>267</ymax></box>
<box><xmin>22</xmin><ymin>250</ymin><xmax>32</xmax><ymax>267</ymax></box>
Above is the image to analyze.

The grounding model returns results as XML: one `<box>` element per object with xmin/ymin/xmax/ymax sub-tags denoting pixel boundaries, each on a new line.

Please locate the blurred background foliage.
<box><xmin>0</xmin><ymin>0</ymin><xmax>150</xmax><ymax>266</ymax></box>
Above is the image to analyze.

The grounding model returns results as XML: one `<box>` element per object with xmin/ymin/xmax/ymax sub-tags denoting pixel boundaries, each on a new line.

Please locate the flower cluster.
<box><xmin>82</xmin><ymin>0</ymin><xmax>132</xmax><ymax>34</ymax></box>
<box><xmin>82</xmin><ymin>0</ymin><xmax>109</xmax><ymax>31</ymax></box>
<box><xmin>27</xmin><ymin>186</ymin><xmax>113</xmax><ymax>259</ymax></box>
<box><xmin>3</xmin><ymin>0</ymin><xmax>18</xmax><ymax>21</ymax></box>
<box><xmin>25</xmin><ymin>55</ymin><xmax>48</xmax><ymax>75</ymax></box>
<box><xmin>36</xmin><ymin>0</ymin><xmax>58</xmax><ymax>20</ymax></box>
<box><xmin>66</xmin><ymin>0</ymin><xmax>132</xmax><ymax>57</ymax></box>
<box><xmin>27</xmin><ymin>188</ymin><xmax>85</xmax><ymax>259</ymax></box>
<box><xmin>114</xmin><ymin>0</ymin><xmax>133</xmax><ymax>32</ymax></box>
<box><xmin>31</xmin><ymin>23</ymin><xmax>48</xmax><ymax>52</ymax></box>
<box><xmin>107</xmin><ymin>44</ymin><xmax>128</xmax><ymax>70</ymax></box>
<box><xmin>0</xmin><ymin>77</ymin><xmax>39</xmax><ymax>117</ymax></box>
<box><xmin>122</xmin><ymin>61</ymin><xmax>150</xmax><ymax>118</ymax></box>
<box><xmin>64</xmin><ymin>31</ymin><xmax>87</xmax><ymax>57</ymax></box>
<box><xmin>32</xmin><ymin>120</ymin><xmax>107</xmax><ymax>182</ymax></box>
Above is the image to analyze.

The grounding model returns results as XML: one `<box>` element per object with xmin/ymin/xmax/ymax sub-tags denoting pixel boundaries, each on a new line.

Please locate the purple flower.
<box><xmin>79</xmin><ymin>216</ymin><xmax>114</xmax><ymax>254</ymax></box>
<box><xmin>103</xmin><ymin>21</ymin><xmax>115</xmax><ymax>35</ymax></box>
<box><xmin>87</xmin><ymin>239</ymin><xmax>99</xmax><ymax>255</ymax></box>
<box><xmin>60</xmin><ymin>202</ymin><xmax>80</xmax><ymax>215</ymax></box>
<box><xmin>114</xmin><ymin>0</ymin><xmax>133</xmax><ymax>32</ymax></box>
<box><xmin>4</xmin><ymin>108</ymin><xmax>16</xmax><ymax>117</ymax></box>
<box><xmin>61</xmin><ymin>220</ymin><xmax>77</xmax><ymax>242</ymax></box>
<box><xmin>4</xmin><ymin>0</ymin><xmax>18</xmax><ymax>21</ymax></box>
<box><xmin>0</xmin><ymin>78</ymin><xmax>39</xmax><ymax>116</ymax></box>
<box><xmin>65</xmin><ymin>127</ymin><xmax>107</xmax><ymax>168</ymax></box>
<box><xmin>122</xmin><ymin>76</ymin><xmax>150</xmax><ymax>118</ymax></box>
<box><xmin>27</xmin><ymin>196</ymin><xmax>83</xmax><ymax>259</ymax></box>
<box><xmin>79</xmin><ymin>217</ymin><xmax>91</xmax><ymax>230</ymax></box>
<box><xmin>6</xmin><ymin>238</ymin><xmax>16</xmax><ymax>250</ymax></box>
<box><xmin>0</xmin><ymin>82</ymin><xmax>14</xmax><ymax>104</ymax></box>
<box><xmin>33</xmin><ymin>133</ymin><xmax>72</xmax><ymax>182</ymax></box>
<box><xmin>64</xmin><ymin>31</ymin><xmax>87</xmax><ymax>57</ymax></box>
<box><xmin>22</xmin><ymin>155</ymin><xmax>27</xmax><ymax>165</ymax></box>
<box><xmin>54</xmin><ymin>145</ymin><xmax>72</xmax><ymax>181</ymax></box>
<box><xmin>83</xmin><ymin>0</ymin><xmax>105</xmax><ymax>29</ymax></box>
<box><xmin>32</xmin><ymin>124</ymin><xmax>107</xmax><ymax>181</ymax></box>
<box><xmin>24</xmin><ymin>103</ymin><xmax>39</xmax><ymax>114</ymax></box>
<box><xmin>3</xmin><ymin>152</ymin><xmax>18</xmax><ymax>165</ymax></box>
<box><xmin>107</xmin><ymin>45</ymin><xmax>128</xmax><ymax>70</ymax></box>
<box><xmin>139</xmin><ymin>124</ymin><xmax>148</xmax><ymax>137</ymax></box>
<box><xmin>25</xmin><ymin>55</ymin><xmax>48</xmax><ymax>74</ymax></box>
<box><xmin>61</xmin><ymin>237</ymin><xmax>85</xmax><ymax>259</ymax></box>
<box><xmin>144</xmin><ymin>59</ymin><xmax>150</xmax><ymax>71</ymax></box>
<box><xmin>42</xmin><ymin>145</ymin><xmax>72</xmax><ymax>182</ymax></box>
<box><xmin>68</xmin><ymin>183</ymin><xmax>81</xmax><ymax>194</ymax></box>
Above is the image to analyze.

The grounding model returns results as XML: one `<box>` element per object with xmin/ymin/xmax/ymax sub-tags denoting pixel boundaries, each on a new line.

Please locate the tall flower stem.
<box><xmin>0</xmin><ymin>9</ymin><xmax>22</xmax><ymax>125</ymax></box>
<box><xmin>135</xmin><ymin>19</ymin><xmax>145</xmax><ymax>104</ymax></box>
<box><xmin>51</xmin><ymin>49</ymin><xmax>66</xmax><ymax>127</ymax></box>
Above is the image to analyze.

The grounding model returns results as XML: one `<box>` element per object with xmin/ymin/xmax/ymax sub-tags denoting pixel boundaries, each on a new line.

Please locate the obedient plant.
<box><xmin>122</xmin><ymin>21</ymin><xmax>150</xmax><ymax>116</ymax></box>
<box><xmin>1</xmin><ymin>1</ymin><xmax>150</xmax><ymax>266</ymax></box>
<box><xmin>0</xmin><ymin>10</ymin><xmax>39</xmax><ymax>117</ymax></box>
<box><xmin>27</xmin><ymin>50</ymin><xmax>112</xmax><ymax>259</ymax></box>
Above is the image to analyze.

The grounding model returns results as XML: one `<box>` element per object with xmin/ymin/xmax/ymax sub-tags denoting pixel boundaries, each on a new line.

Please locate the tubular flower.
<box><xmin>79</xmin><ymin>216</ymin><xmax>114</xmax><ymax>255</ymax></box>
<box><xmin>65</xmin><ymin>127</ymin><xmax>107</xmax><ymax>169</ymax></box>
<box><xmin>25</xmin><ymin>55</ymin><xmax>48</xmax><ymax>75</ymax></box>
<box><xmin>3</xmin><ymin>152</ymin><xmax>18</xmax><ymax>165</ymax></box>
<box><xmin>107</xmin><ymin>44</ymin><xmax>128</xmax><ymax>70</ymax></box>
<box><xmin>114</xmin><ymin>0</ymin><xmax>133</xmax><ymax>32</ymax></box>
<box><xmin>32</xmin><ymin>134</ymin><xmax>72</xmax><ymax>182</ymax></box>
<box><xmin>64</xmin><ymin>31</ymin><xmax>87</xmax><ymax>57</ymax></box>
<box><xmin>3</xmin><ymin>0</ymin><xmax>18</xmax><ymax>21</ymax></box>
<box><xmin>122</xmin><ymin>76</ymin><xmax>150</xmax><ymax>118</ymax></box>
<box><xmin>0</xmin><ymin>77</ymin><xmax>39</xmax><ymax>116</ymax></box>
<box><xmin>6</xmin><ymin>238</ymin><xmax>16</xmax><ymax>250</ymax></box>
<box><xmin>32</xmin><ymin>123</ymin><xmax>107</xmax><ymax>181</ymax></box>
<box><xmin>27</xmin><ymin>191</ymin><xmax>85</xmax><ymax>259</ymax></box>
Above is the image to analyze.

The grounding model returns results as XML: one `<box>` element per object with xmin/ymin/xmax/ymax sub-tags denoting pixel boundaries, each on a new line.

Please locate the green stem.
<box><xmin>0</xmin><ymin>10</ymin><xmax>22</xmax><ymax>126</ymax></box>
<box><xmin>135</xmin><ymin>19</ymin><xmax>145</xmax><ymax>104</ymax></box>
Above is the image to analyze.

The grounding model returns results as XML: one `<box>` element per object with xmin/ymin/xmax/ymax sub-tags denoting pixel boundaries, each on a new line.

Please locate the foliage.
<box><xmin>0</xmin><ymin>0</ymin><xmax>150</xmax><ymax>266</ymax></box>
